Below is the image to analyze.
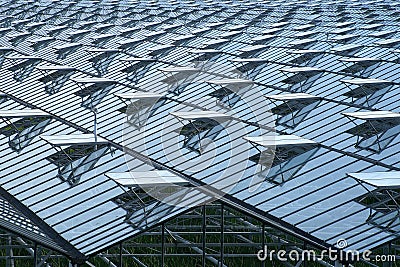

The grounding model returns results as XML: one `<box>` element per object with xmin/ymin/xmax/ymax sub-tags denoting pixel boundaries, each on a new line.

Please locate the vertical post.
<box><xmin>261</xmin><ymin>224</ymin><xmax>265</xmax><ymax>267</ymax></box>
<box><xmin>202</xmin><ymin>205</ymin><xmax>206</xmax><ymax>267</ymax></box>
<box><xmin>34</xmin><ymin>243</ymin><xmax>38</xmax><ymax>267</ymax></box>
<box><xmin>161</xmin><ymin>224</ymin><xmax>165</xmax><ymax>267</ymax></box>
<box><xmin>220</xmin><ymin>203</ymin><xmax>224</xmax><ymax>267</ymax></box>
<box><xmin>6</xmin><ymin>235</ymin><xmax>14</xmax><ymax>267</ymax></box>
<box><xmin>119</xmin><ymin>242</ymin><xmax>123</xmax><ymax>267</ymax></box>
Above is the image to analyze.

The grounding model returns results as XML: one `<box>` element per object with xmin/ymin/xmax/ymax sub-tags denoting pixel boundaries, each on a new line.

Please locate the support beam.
<box><xmin>262</xmin><ymin>224</ymin><xmax>265</xmax><ymax>267</ymax></box>
<box><xmin>202</xmin><ymin>205</ymin><xmax>206</xmax><ymax>267</ymax></box>
<box><xmin>15</xmin><ymin>237</ymin><xmax>51</xmax><ymax>267</ymax></box>
<box><xmin>119</xmin><ymin>242</ymin><xmax>123</xmax><ymax>267</ymax></box>
<box><xmin>167</xmin><ymin>231</ymin><xmax>228</xmax><ymax>267</ymax></box>
<box><xmin>6</xmin><ymin>235</ymin><xmax>14</xmax><ymax>267</ymax></box>
<box><xmin>33</xmin><ymin>243</ymin><xmax>37</xmax><ymax>267</ymax></box>
<box><xmin>220</xmin><ymin>204</ymin><xmax>224</xmax><ymax>267</ymax></box>
<box><xmin>161</xmin><ymin>224</ymin><xmax>165</xmax><ymax>267</ymax></box>
<box><xmin>98</xmin><ymin>253</ymin><xmax>118</xmax><ymax>267</ymax></box>
<box><xmin>122</xmin><ymin>248</ymin><xmax>148</xmax><ymax>267</ymax></box>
